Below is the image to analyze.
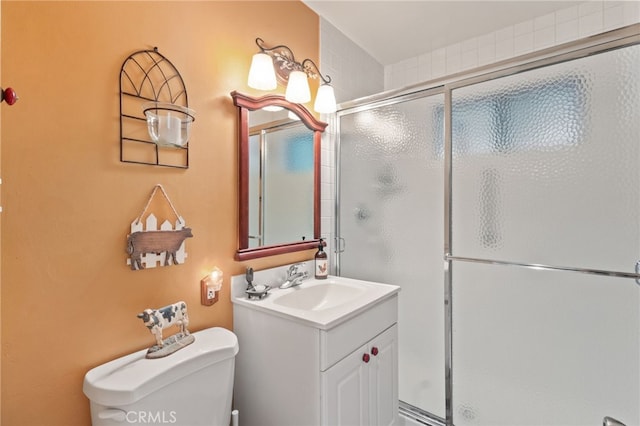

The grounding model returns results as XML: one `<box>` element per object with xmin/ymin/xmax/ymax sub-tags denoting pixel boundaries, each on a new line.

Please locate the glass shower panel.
<box><xmin>451</xmin><ymin>261</ymin><xmax>639</xmax><ymax>426</ymax></box>
<box><xmin>451</xmin><ymin>45</ymin><xmax>640</xmax><ymax>274</ymax></box>
<box><xmin>338</xmin><ymin>94</ymin><xmax>445</xmax><ymax>417</ymax></box>
<box><xmin>450</xmin><ymin>43</ymin><xmax>640</xmax><ymax>426</ymax></box>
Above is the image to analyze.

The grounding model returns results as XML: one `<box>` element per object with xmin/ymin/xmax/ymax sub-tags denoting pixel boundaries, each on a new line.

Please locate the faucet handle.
<box><xmin>287</xmin><ymin>263</ymin><xmax>300</xmax><ymax>276</ymax></box>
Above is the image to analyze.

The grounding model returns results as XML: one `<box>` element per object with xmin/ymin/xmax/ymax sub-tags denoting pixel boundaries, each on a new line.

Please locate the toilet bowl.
<box><xmin>83</xmin><ymin>327</ymin><xmax>238</xmax><ymax>426</ymax></box>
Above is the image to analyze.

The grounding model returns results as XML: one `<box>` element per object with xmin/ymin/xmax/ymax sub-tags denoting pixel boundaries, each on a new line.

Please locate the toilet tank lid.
<box><xmin>83</xmin><ymin>327</ymin><xmax>238</xmax><ymax>407</ymax></box>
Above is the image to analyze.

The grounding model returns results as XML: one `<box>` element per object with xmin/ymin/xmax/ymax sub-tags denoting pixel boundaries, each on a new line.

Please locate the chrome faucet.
<box><xmin>279</xmin><ymin>263</ymin><xmax>309</xmax><ymax>289</ymax></box>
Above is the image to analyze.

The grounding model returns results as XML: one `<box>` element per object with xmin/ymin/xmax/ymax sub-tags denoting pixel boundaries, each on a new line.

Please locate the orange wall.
<box><xmin>0</xmin><ymin>2</ymin><xmax>3</xmax><ymax>423</ymax></box>
<box><xmin>1</xmin><ymin>1</ymin><xmax>319</xmax><ymax>424</ymax></box>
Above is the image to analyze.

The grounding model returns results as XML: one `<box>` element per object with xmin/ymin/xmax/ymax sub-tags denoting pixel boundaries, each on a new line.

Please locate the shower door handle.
<box><xmin>603</xmin><ymin>416</ymin><xmax>626</xmax><ymax>426</ymax></box>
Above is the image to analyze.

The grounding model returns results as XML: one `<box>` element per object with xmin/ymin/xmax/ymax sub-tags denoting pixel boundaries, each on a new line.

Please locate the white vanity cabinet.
<box><xmin>233</xmin><ymin>286</ymin><xmax>399</xmax><ymax>426</ymax></box>
<box><xmin>322</xmin><ymin>324</ymin><xmax>398</xmax><ymax>426</ymax></box>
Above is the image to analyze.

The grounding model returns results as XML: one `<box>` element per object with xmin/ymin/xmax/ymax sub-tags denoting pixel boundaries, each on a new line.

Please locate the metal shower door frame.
<box><xmin>333</xmin><ymin>23</ymin><xmax>640</xmax><ymax>426</ymax></box>
<box><xmin>443</xmin><ymin>25</ymin><xmax>640</xmax><ymax>425</ymax></box>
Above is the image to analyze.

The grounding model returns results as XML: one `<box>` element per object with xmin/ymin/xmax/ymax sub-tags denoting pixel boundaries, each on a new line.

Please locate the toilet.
<box><xmin>83</xmin><ymin>327</ymin><xmax>238</xmax><ymax>426</ymax></box>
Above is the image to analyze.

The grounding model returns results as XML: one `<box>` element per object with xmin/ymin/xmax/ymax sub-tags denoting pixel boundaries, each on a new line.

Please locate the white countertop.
<box><xmin>231</xmin><ymin>264</ymin><xmax>400</xmax><ymax>330</ymax></box>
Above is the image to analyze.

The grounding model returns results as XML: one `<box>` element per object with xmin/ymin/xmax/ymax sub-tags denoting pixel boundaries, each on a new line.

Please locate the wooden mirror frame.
<box><xmin>231</xmin><ymin>91</ymin><xmax>327</xmax><ymax>261</ymax></box>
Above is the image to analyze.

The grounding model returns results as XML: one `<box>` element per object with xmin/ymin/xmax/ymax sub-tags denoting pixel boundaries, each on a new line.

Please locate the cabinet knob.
<box><xmin>371</xmin><ymin>347</ymin><xmax>379</xmax><ymax>356</ymax></box>
<box><xmin>362</xmin><ymin>353</ymin><xmax>370</xmax><ymax>363</ymax></box>
<box><xmin>1</xmin><ymin>87</ymin><xmax>18</xmax><ymax>105</ymax></box>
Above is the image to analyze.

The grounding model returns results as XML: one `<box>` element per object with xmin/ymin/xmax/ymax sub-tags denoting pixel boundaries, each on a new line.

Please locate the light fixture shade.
<box><xmin>285</xmin><ymin>70</ymin><xmax>311</xmax><ymax>104</ymax></box>
<box><xmin>314</xmin><ymin>84</ymin><xmax>337</xmax><ymax>113</ymax></box>
<box><xmin>248</xmin><ymin>53</ymin><xmax>277</xmax><ymax>90</ymax></box>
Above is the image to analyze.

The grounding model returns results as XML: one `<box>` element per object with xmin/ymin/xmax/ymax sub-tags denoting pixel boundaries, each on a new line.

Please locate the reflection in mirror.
<box><xmin>231</xmin><ymin>91</ymin><xmax>327</xmax><ymax>260</ymax></box>
<box><xmin>249</xmin><ymin>116</ymin><xmax>314</xmax><ymax>248</ymax></box>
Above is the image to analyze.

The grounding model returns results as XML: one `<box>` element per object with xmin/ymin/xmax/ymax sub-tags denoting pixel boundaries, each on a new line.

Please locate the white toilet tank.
<box><xmin>83</xmin><ymin>327</ymin><xmax>238</xmax><ymax>426</ymax></box>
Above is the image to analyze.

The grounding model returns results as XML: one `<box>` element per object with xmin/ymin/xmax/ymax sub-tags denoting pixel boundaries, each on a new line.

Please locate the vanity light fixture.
<box><xmin>247</xmin><ymin>38</ymin><xmax>337</xmax><ymax>114</ymax></box>
<box><xmin>247</xmin><ymin>51</ymin><xmax>277</xmax><ymax>90</ymax></box>
<box><xmin>201</xmin><ymin>267</ymin><xmax>223</xmax><ymax>306</ymax></box>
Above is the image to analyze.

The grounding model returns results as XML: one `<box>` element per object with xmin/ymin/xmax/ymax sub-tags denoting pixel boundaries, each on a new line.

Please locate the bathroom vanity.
<box><xmin>231</xmin><ymin>264</ymin><xmax>400</xmax><ymax>426</ymax></box>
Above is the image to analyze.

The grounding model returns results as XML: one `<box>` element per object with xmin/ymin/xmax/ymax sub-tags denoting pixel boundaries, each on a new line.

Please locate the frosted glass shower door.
<box><xmin>338</xmin><ymin>94</ymin><xmax>446</xmax><ymax>418</ymax></box>
<box><xmin>450</xmin><ymin>44</ymin><xmax>640</xmax><ymax>426</ymax></box>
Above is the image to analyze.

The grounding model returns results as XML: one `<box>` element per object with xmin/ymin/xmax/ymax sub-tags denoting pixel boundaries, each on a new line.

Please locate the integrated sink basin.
<box><xmin>231</xmin><ymin>271</ymin><xmax>400</xmax><ymax>329</ymax></box>
<box><xmin>272</xmin><ymin>282</ymin><xmax>366</xmax><ymax>311</ymax></box>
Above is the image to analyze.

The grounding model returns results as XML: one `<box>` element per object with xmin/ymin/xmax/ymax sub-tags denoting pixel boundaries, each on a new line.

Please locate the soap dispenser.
<box><xmin>315</xmin><ymin>239</ymin><xmax>328</xmax><ymax>279</ymax></box>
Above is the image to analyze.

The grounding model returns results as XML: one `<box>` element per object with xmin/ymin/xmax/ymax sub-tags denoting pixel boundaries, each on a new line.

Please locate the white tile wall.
<box><xmin>384</xmin><ymin>1</ymin><xmax>640</xmax><ymax>91</ymax></box>
<box><xmin>495</xmin><ymin>26</ymin><xmax>515</xmax><ymax>61</ymax></box>
<box><xmin>416</xmin><ymin>53</ymin><xmax>430</xmax><ymax>82</ymax></box>
<box><xmin>319</xmin><ymin>18</ymin><xmax>384</xmax><ymax>104</ymax></box>
<box><xmin>319</xmin><ymin>19</ymin><xmax>385</xmax><ymax>268</ymax></box>
<box><xmin>320</xmin><ymin>125</ymin><xmax>335</xmax><ymax>256</ymax></box>
<box><xmin>431</xmin><ymin>47</ymin><xmax>447</xmax><ymax>78</ymax></box>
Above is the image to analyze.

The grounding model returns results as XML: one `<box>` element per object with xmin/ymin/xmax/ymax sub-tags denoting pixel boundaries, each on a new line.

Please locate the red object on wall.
<box><xmin>371</xmin><ymin>347</ymin><xmax>379</xmax><ymax>356</ymax></box>
<box><xmin>362</xmin><ymin>353</ymin><xmax>370</xmax><ymax>363</ymax></box>
<box><xmin>1</xmin><ymin>87</ymin><xmax>18</xmax><ymax>105</ymax></box>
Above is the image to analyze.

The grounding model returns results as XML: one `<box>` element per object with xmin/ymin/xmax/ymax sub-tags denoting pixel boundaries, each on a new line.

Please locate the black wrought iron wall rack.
<box><xmin>119</xmin><ymin>47</ymin><xmax>190</xmax><ymax>169</ymax></box>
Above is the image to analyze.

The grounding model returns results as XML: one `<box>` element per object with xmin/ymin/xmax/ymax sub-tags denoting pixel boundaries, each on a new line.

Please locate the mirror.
<box><xmin>231</xmin><ymin>91</ymin><xmax>327</xmax><ymax>260</ymax></box>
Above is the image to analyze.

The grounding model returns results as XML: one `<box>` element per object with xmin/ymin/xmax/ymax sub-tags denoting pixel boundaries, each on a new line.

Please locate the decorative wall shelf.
<box><xmin>119</xmin><ymin>47</ymin><xmax>191</xmax><ymax>169</ymax></box>
<box><xmin>126</xmin><ymin>184</ymin><xmax>193</xmax><ymax>270</ymax></box>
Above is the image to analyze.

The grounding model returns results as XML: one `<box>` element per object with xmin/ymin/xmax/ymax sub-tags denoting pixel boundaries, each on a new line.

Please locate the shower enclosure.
<box><xmin>335</xmin><ymin>26</ymin><xmax>639</xmax><ymax>426</ymax></box>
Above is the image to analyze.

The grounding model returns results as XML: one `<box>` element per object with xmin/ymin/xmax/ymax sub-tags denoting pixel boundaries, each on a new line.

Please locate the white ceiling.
<box><xmin>303</xmin><ymin>1</ymin><xmax>583</xmax><ymax>65</ymax></box>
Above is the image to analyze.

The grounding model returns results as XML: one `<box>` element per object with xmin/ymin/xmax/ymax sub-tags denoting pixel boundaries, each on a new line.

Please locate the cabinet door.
<box><xmin>368</xmin><ymin>324</ymin><xmax>398</xmax><ymax>426</ymax></box>
<box><xmin>322</xmin><ymin>343</ymin><xmax>370</xmax><ymax>426</ymax></box>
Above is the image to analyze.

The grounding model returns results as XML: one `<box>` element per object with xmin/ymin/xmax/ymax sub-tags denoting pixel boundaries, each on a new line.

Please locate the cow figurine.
<box><xmin>137</xmin><ymin>301</ymin><xmax>190</xmax><ymax>349</ymax></box>
<box><xmin>127</xmin><ymin>228</ymin><xmax>193</xmax><ymax>270</ymax></box>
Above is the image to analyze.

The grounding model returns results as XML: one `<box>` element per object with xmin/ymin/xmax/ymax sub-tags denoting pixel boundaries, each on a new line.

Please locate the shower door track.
<box><xmin>400</xmin><ymin>401</ymin><xmax>446</xmax><ymax>426</ymax></box>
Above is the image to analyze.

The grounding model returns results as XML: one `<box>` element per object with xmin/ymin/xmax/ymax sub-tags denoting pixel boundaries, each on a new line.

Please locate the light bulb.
<box><xmin>285</xmin><ymin>70</ymin><xmax>311</xmax><ymax>103</ymax></box>
<box><xmin>314</xmin><ymin>83</ymin><xmax>337</xmax><ymax>113</ymax></box>
<box><xmin>248</xmin><ymin>53</ymin><xmax>277</xmax><ymax>90</ymax></box>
